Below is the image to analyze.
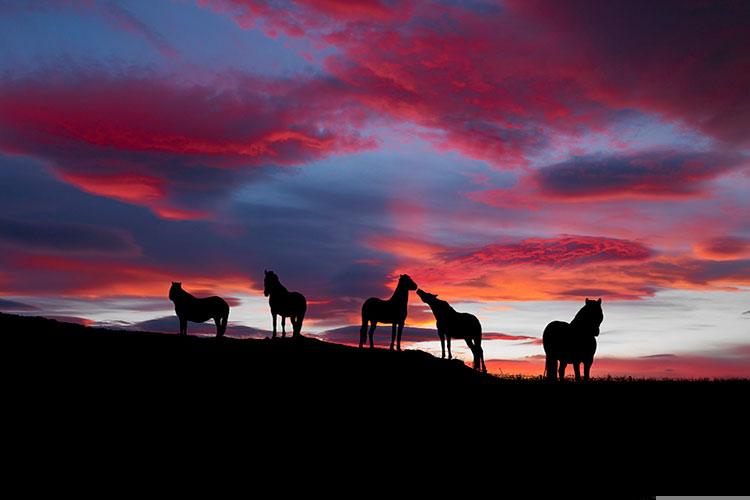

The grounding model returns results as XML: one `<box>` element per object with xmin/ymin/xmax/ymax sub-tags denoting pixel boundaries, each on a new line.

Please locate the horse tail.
<box><xmin>543</xmin><ymin>321</ymin><xmax>559</xmax><ymax>381</ymax></box>
<box><xmin>474</xmin><ymin>316</ymin><xmax>486</xmax><ymax>372</ymax></box>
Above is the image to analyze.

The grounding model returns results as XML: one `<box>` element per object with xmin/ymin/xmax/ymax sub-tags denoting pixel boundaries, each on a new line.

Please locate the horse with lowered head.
<box><xmin>417</xmin><ymin>289</ymin><xmax>486</xmax><ymax>372</ymax></box>
<box><xmin>169</xmin><ymin>282</ymin><xmax>230</xmax><ymax>337</ymax></box>
<box><xmin>360</xmin><ymin>274</ymin><xmax>418</xmax><ymax>351</ymax></box>
<box><xmin>264</xmin><ymin>270</ymin><xmax>306</xmax><ymax>338</ymax></box>
<box><xmin>542</xmin><ymin>298</ymin><xmax>604</xmax><ymax>382</ymax></box>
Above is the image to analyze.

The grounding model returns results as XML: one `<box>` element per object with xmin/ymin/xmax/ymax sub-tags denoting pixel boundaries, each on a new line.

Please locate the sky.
<box><xmin>0</xmin><ymin>0</ymin><xmax>749</xmax><ymax>378</ymax></box>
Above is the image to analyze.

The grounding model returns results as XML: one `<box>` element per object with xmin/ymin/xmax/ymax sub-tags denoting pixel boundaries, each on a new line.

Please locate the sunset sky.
<box><xmin>1</xmin><ymin>0</ymin><xmax>749</xmax><ymax>378</ymax></box>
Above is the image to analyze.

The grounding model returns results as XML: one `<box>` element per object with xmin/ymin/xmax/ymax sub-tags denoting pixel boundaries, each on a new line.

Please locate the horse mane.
<box><xmin>570</xmin><ymin>302</ymin><xmax>602</xmax><ymax>331</ymax></box>
<box><xmin>265</xmin><ymin>272</ymin><xmax>288</xmax><ymax>294</ymax></box>
<box><xmin>169</xmin><ymin>283</ymin><xmax>193</xmax><ymax>302</ymax></box>
<box><xmin>433</xmin><ymin>298</ymin><xmax>456</xmax><ymax>315</ymax></box>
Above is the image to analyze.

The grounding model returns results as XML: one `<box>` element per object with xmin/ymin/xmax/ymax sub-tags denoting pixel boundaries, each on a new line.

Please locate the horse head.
<box><xmin>263</xmin><ymin>270</ymin><xmax>278</xmax><ymax>297</ymax></box>
<box><xmin>168</xmin><ymin>281</ymin><xmax>182</xmax><ymax>301</ymax></box>
<box><xmin>581</xmin><ymin>297</ymin><xmax>604</xmax><ymax>336</ymax></box>
<box><xmin>399</xmin><ymin>274</ymin><xmax>418</xmax><ymax>291</ymax></box>
<box><xmin>416</xmin><ymin>288</ymin><xmax>438</xmax><ymax>306</ymax></box>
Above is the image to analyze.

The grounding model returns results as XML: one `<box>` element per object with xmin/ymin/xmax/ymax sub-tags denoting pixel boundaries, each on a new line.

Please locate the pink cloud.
<box><xmin>0</xmin><ymin>71</ymin><xmax>376</xmax><ymax>218</ymax></box>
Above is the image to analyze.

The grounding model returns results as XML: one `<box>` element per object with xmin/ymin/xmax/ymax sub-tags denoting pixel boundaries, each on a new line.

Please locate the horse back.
<box><xmin>542</xmin><ymin>320</ymin><xmax>570</xmax><ymax>354</ymax></box>
<box><xmin>175</xmin><ymin>295</ymin><xmax>229</xmax><ymax>322</ymax></box>
<box><xmin>270</xmin><ymin>290</ymin><xmax>306</xmax><ymax>317</ymax></box>
<box><xmin>362</xmin><ymin>296</ymin><xmax>403</xmax><ymax>324</ymax></box>
<box><xmin>441</xmin><ymin>312</ymin><xmax>481</xmax><ymax>340</ymax></box>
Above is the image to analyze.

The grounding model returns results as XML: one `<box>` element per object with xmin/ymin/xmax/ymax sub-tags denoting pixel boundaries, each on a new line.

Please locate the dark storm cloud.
<box><xmin>0</xmin><ymin>217</ymin><xmax>140</xmax><ymax>256</ymax></box>
<box><xmin>535</xmin><ymin>151</ymin><xmax>746</xmax><ymax>199</ymax></box>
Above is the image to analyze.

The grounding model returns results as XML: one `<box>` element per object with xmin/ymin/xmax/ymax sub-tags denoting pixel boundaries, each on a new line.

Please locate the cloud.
<box><xmin>447</xmin><ymin>235</ymin><xmax>652</xmax><ymax>267</ymax></box>
<box><xmin>694</xmin><ymin>237</ymin><xmax>750</xmax><ymax>260</ymax></box>
<box><xmin>109</xmin><ymin>315</ymin><xmax>269</xmax><ymax>338</ymax></box>
<box><xmin>0</xmin><ymin>217</ymin><xmax>140</xmax><ymax>256</ymax></box>
<box><xmin>315</xmin><ymin>324</ymin><xmax>538</xmax><ymax>346</ymax></box>
<box><xmin>205</xmin><ymin>0</ymin><xmax>750</xmax><ymax>166</ymax></box>
<box><xmin>0</xmin><ymin>70</ymin><xmax>375</xmax><ymax>218</ymax></box>
<box><xmin>372</xmin><ymin>233</ymin><xmax>750</xmax><ymax>301</ymax></box>
<box><xmin>0</xmin><ymin>0</ymin><xmax>178</xmax><ymax>58</ymax></box>
<box><xmin>511</xmin><ymin>0</ymin><xmax>750</xmax><ymax>147</ymax></box>
<box><xmin>534</xmin><ymin>151</ymin><xmax>746</xmax><ymax>200</ymax></box>
<box><xmin>0</xmin><ymin>298</ymin><xmax>37</xmax><ymax>312</ymax></box>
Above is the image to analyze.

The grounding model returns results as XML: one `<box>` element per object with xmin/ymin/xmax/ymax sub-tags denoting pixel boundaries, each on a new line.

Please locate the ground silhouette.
<box><xmin>417</xmin><ymin>288</ymin><xmax>486</xmax><ymax>372</ymax></box>
<box><xmin>360</xmin><ymin>274</ymin><xmax>418</xmax><ymax>350</ymax></box>
<box><xmin>169</xmin><ymin>281</ymin><xmax>229</xmax><ymax>337</ymax></box>
<box><xmin>264</xmin><ymin>270</ymin><xmax>307</xmax><ymax>338</ymax></box>
<box><xmin>2</xmin><ymin>309</ymin><xmax>748</xmax><ymax>487</ymax></box>
<box><xmin>543</xmin><ymin>298</ymin><xmax>603</xmax><ymax>381</ymax></box>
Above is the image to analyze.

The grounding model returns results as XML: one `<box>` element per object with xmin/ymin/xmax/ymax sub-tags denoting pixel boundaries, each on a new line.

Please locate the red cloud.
<box><xmin>206</xmin><ymin>0</ymin><xmax>750</xmax><ymax>166</ymax></box>
<box><xmin>0</xmin><ymin>72</ymin><xmax>375</xmax><ymax>218</ymax></box>
<box><xmin>372</xmin><ymin>234</ymin><xmax>750</xmax><ymax>301</ymax></box>
<box><xmin>694</xmin><ymin>237</ymin><xmax>750</xmax><ymax>261</ymax></box>
<box><xmin>0</xmin><ymin>249</ymin><xmax>252</xmax><ymax>299</ymax></box>
<box><xmin>451</xmin><ymin>236</ymin><xmax>652</xmax><ymax>267</ymax></box>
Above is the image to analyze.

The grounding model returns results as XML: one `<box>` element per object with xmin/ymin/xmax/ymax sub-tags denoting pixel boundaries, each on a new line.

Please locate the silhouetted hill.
<box><xmin>3</xmin><ymin>312</ymin><xmax>747</xmax><ymax>487</ymax></box>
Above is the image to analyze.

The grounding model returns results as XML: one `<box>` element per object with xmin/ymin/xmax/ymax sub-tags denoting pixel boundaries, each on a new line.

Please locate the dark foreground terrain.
<box><xmin>2</xmin><ymin>312</ymin><xmax>747</xmax><ymax>487</ymax></box>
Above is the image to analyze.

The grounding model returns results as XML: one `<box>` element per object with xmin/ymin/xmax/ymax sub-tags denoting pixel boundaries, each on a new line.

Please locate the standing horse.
<box><xmin>264</xmin><ymin>270</ymin><xmax>307</xmax><ymax>338</ymax></box>
<box><xmin>417</xmin><ymin>289</ymin><xmax>486</xmax><ymax>372</ymax></box>
<box><xmin>359</xmin><ymin>274</ymin><xmax>418</xmax><ymax>351</ymax></box>
<box><xmin>542</xmin><ymin>298</ymin><xmax>604</xmax><ymax>382</ymax></box>
<box><xmin>168</xmin><ymin>282</ymin><xmax>230</xmax><ymax>337</ymax></box>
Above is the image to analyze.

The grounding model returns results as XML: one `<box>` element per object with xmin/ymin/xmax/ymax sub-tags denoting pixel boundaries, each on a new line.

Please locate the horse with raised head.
<box><xmin>168</xmin><ymin>282</ymin><xmax>230</xmax><ymax>337</ymax></box>
<box><xmin>264</xmin><ymin>270</ymin><xmax>307</xmax><ymax>338</ymax></box>
<box><xmin>359</xmin><ymin>274</ymin><xmax>418</xmax><ymax>351</ymax></box>
<box><xmin>417</xmin><ymin>289</ymin><xmax>486</xmax><ymax>372</ymax></box>
<box><xmin>542</xmin><ymin>298</ymin><xmax>604</xmax><ymax>381</ymax></box>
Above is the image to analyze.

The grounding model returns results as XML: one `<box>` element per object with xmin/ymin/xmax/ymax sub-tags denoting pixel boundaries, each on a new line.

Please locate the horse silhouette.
<box><xmin>264</xmin><ymin>270</ymin><xmax>306</xmax><ymax>338</ymax></box>
<box><xmin>417</xmin><ymin>289</ymin><xmax>486</xmax><ymax>372</ymax></box>
<box><xmin>168</xmin><ymin>282</ymin><xmax>230</xmax><ymax>337</ymax></box>
<box><xmin>542</xmin><ymin>298</ymin><xmax>603</xmax><ymax>381</ymax></box>
<box><xmin>359</xmin><ymin>274</ymin><xmax>418</xmax><ymax>350</ymax></box>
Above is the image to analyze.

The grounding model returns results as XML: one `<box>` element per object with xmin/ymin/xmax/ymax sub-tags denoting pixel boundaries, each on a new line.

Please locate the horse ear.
<box><xmin>597</xmin><ymin>298</ymin><xmax>602</xmax><ymax>304</ymax></box>
<box><xmin>585</xmin><ymin>298</ymin><xmax>591</xmax><ymax>304</ymax></box>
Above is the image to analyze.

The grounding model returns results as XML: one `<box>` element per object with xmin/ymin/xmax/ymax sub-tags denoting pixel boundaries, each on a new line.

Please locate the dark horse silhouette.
<box><xmin>417</xmin><ymin>289</ymin><xmax>486</xmax><ymax>372</ymax></box>
<box><xmin>359</xmin><ymin>274</ymin><xmax>418</xmax><ymax>350</ymax></box>
<box><xmin>264</xmin><ymin>270</ymin><xmax>306</xmax><ymax>338</ymax></box>
<box><xmin>168</xmin><ymin>282</ymin><xmax>230</xmax><ymax>337</ymax></box>
<box><xmin>542</xmin><ymin>298</ymin><xmax>603</xmax><ymax>381</ymax></box>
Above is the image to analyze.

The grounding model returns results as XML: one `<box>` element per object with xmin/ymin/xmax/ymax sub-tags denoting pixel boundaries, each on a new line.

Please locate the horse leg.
<box><xmin>439</xmin><ymin>332</ymin><xmax>445</xmax><ymax>359</ymax></box>
<box><xmin>359</xmin><ymin>319</ymin><xmax>367</xmax><ymax>348</ymax></box>
<box><xmin>447</xmin><ymin>335</ymin><xmax>452</xmax><ymax>360</ymax></box>
<box><xmin>214</xmin><ymin>317</ymin><xmax>222</xmax><ymax>337</ymax></box>
<box><xmin>396</xmin><ymin>323</ymin><xmax>404</xmax><ymax>351</ymax></box>
<box><xmin>368</xmin><ymin>322</ymin><xmax>377</xmax><ymax>349</ymax></box>
<box><xmin>272</xmin><ymin>313</ymin><xmax>277</xmax><ymax>339</ymax></box>
<box><xmin>390</xmin><ymin>323</ymin><xmax>397</xmax><ymax>351</ymax></box>
<box><xmin>584</xmin><ymin>358</ymin><xmax>593</xmax><ymax>381</ymax></box>
<box><xmin>545</xmin><ymin>357</ymin><xmax>557</xmax><ymax>381</ymax></box>
<box><xmin>573</xmin><ymin>362</ymin><xmax>581</xmax><ymax>382</ymax></box>
<box><xmin>558</xmin><ymin>361</ymin><xmax>567</xmax><ymax>382</ymax></box>
<box><xmin>476</xmin><ymin>336</ymin><xmax>486</xmax><ymax>373</ymax></box>
<box><xmin>281</xmin><ymin>316</ymin><xmax>287</xmax><ymax>338</ymax></box>
<box><xmin>466</xmin><ymin>338</ymin><xmax>477</xmax><ymax>369</ymax></box>
<box><xmin>294</xmin><ymin>311</ymin><xmax>304</xmax><ymax>337</ymax></box>
<box><xmin>179</xmin><ymin>317</ymin><xmax>187</xmax><ymax>336</ymax></box>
